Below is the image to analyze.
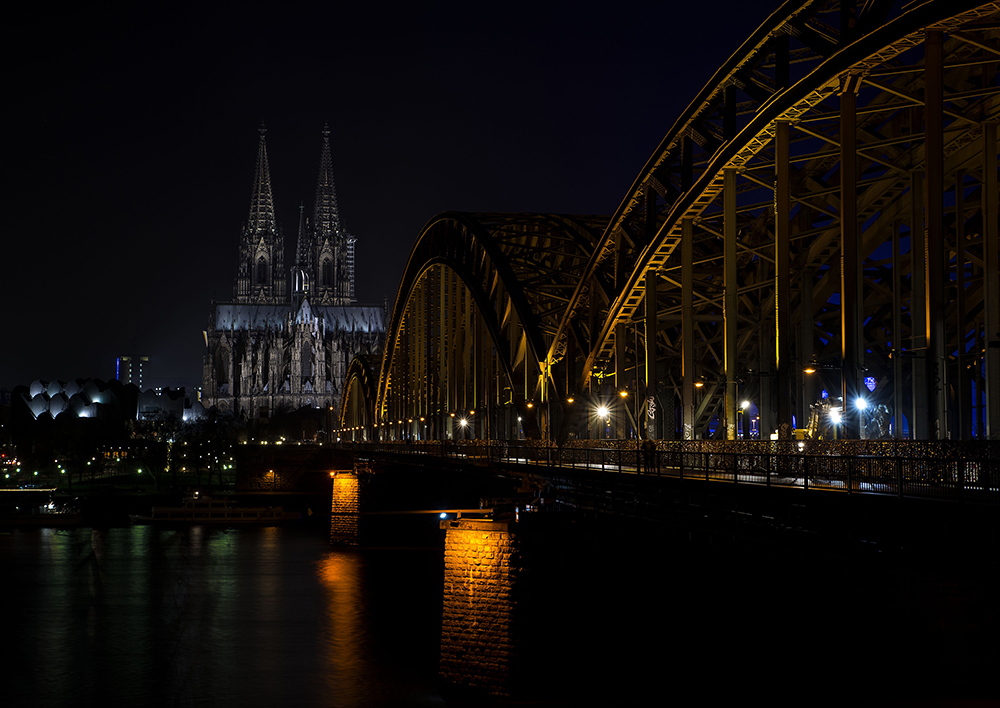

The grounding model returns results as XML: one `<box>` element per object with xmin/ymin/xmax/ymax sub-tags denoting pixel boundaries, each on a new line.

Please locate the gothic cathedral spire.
<box><xmin>235</xmin><ymin>123</ymin><xmax>286</xmax><ymax>303</ymax></box>
<box><xmin>314</xmin><ymin>124</ymin><xmax>342</xmax><ymax>238</ymax></box>
<box><xmin>312</xmin><ymin>124</ymin><xmax>355</xmax><ymax>305</ymax></box>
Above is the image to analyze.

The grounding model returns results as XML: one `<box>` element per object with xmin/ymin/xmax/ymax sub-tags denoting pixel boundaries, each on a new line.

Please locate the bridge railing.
<box><xmin>337</xmin><ymin>440</ymin><xmax>1000</xmax><ymax>503</ymax></box>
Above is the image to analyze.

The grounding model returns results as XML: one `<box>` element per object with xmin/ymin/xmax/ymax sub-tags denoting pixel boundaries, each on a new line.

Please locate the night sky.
<box><xmin>5</xmin><ymin>2</ymin><xmax>767</xmax><ymax>391</ymax></box>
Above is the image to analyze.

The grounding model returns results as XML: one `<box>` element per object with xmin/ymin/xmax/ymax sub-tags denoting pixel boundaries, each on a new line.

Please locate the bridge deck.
<box><xmin>339</xmin><ymin>441</ymin><xmax>1000</xmax><ymax>505</ymax></box>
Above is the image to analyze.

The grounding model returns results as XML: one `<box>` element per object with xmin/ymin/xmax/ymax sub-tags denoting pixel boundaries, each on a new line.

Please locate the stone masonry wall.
<box><xmin>329</xmin><ymin>471</ymin><xmax>359</xmax><ymax>545</ymax></box>
<box><xmin>439</xmin><ymin>518</ymin><xmax>517</xmax><ymax>696</ymax></box>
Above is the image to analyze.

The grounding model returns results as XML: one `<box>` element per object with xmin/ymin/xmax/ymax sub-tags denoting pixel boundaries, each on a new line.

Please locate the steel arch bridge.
<box><xmin>340</xmin><ymin>0</ymin><xmax>1000</xmax><ymax>444</ymax></box>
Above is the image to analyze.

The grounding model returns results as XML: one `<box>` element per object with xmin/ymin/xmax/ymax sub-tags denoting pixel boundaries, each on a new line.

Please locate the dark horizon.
<box><xmin>5</xmin><ymin>2</ymin><xmax>767</xmax><ymax>391</ymax></box>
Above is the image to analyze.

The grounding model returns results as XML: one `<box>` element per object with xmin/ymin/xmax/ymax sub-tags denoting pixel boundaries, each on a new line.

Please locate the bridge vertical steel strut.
<box><xmin>775</xmin><ymin>120</ymin><xmax>792</xmax><ymax>437</ymax></box>
<box><xmin>925</xmin><ymin>29</ymin><xmax>947</xmax><ymax>440</ymax></box>
<box><xmin>682</xmin><ymin>217</ymin><xmax>695</xmax><ymax>440</ymax></box>
<box><xmin>840</xmin><ymin>75</ymin><xmax>862</xmax><ymax>440</ymax></box>
<box><xmin>724</xmin><ymin>168</ymin><xmax>739</xmax><ymax>441</ymax></box>
<box><xmin>985</xmin><ymin>121</ymin><xmax>999</xmax><ymax>439</ymax></box>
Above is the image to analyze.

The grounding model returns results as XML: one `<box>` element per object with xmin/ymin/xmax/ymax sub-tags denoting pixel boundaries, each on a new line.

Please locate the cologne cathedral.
<box><xmin>201</xmin><ymin>126</ymin><xmax>385</xmax><ymax>420</ymax></box>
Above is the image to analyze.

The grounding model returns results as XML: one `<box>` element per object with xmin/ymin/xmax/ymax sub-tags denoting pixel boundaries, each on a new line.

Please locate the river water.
<box><xmin>1</xmin><ymin>525</ymin><xmax>445</xmax><ymax>708</ymax></box>
<box><xmin>3</xmin><ymin>516</ymin><xmax>996</xmax><ymax>706</ymax></box>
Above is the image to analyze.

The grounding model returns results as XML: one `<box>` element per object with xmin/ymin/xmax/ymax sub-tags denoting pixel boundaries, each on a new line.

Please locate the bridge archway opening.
<box><xmin>378</xmin><ymin>263</ymin><xmax>534</xmax><ymax>442</ymax></box>
<box><xmin>376</xmin><ymin>212</ymin><xmax>608</xmax><ymax>442</ymax></box>
<box><xmin>340</xmin><ymin>356</ymin><xmax>379</xmax><ymax>441</ymax></box>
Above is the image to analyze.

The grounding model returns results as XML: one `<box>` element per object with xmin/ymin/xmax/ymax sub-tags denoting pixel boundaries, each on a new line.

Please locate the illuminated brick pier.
<box><xmin>329</xmin><ymin>470</ymin><xmax>359</xmax><ymax>545</ymax></box>
<box><xmin>439</xmin><ymin>517</ymin><xmax>517</xmax><ymax>697</ymax></box>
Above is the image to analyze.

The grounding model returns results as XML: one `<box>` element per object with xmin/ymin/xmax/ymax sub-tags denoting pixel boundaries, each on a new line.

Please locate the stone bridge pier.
<box><xmin>329</xmin><ymin>469</ymin><xmax>360</xmax><ymax>545</ymax></box>
<box><xmin>439</xmin><ymin>517</ymin><xmax>517</xmax><ymax>697</ymax></box>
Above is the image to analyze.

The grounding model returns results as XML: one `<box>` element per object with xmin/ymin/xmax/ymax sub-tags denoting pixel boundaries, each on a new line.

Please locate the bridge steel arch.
<box><xmin>547</xmin><ymin>0</ymin><xmax>999</xmax><ymax>442</ymax></box>
<box><xmin>374</xmin><ymin>212</ymin><xmax>606</xmax><ymax>441</ymax></box>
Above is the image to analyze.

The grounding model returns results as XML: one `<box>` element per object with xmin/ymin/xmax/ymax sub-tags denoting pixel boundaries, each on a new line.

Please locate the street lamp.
<box><xmin>595</xmin><ymin>405</ymin><xmax>610</xmax><ymax>439</ymax></box>
<box><xmin>738</xmin><ymin>400</ymin><xmax>751</xmax><ymax>439</ymax></box>
<box><xmin>829</xmin><ymin>408</ymin><xmax>842</xmax><ymax>440</ymax></box>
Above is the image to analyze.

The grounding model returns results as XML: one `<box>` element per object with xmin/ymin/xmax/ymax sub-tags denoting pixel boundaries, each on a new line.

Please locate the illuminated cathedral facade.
<box><xmin>202</xmin><ymin>125</ymin><xmax>385</xmax><ymax>420</ymax></box>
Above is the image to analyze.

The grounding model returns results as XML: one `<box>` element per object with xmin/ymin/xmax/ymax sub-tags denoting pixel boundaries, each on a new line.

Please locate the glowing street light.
<box><xmin>855</xmin><ymin>397</ymin><xmax>868</xmax><ymax>410</ymax></box>
<box><xmin>596</xmin><ymin>405</ymin><xmax>609</xmax><ymax>419</ymax></box>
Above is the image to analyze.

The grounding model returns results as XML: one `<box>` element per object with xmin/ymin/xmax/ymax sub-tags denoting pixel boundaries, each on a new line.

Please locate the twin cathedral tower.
<box><xmin>202</xmin><ymin>125</ymin><xmax>385</xmax><ymax>420</ymax></box>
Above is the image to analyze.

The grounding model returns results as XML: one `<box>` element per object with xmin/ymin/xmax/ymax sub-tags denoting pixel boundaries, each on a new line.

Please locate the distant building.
<box><xmin>13</xmin><ymin>378</ymin><xmax>203</xmax><ymax>424</ymax></box>
<box><xmin>116</xmin><ymin>355</ymin><xmax>149</xmax><ymax>388</ymax></box>
<box><xmin>201</xmin><ymin>125</ymin><xmax>385</xmax><ymax>420</ymax></box>
<box><xmin>18</xmin><ymin>378</ymin><xmax>136</xmax><ymax>421</ymax></box>
<box><xmin>9</xmin><ymin>378</ymin><xmax>205</xmax><ymax>463</ymax></box>
<box><xmin>138</xmin><ymin>387</ymin><xmax>206</xmax><ymax>422</ymax></box>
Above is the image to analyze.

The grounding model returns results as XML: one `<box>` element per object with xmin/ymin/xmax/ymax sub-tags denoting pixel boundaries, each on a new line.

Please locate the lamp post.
<box><xmin>619</xmin><ymin>389</ymin><xmax>631</xmax><ymax>439</ymax></box>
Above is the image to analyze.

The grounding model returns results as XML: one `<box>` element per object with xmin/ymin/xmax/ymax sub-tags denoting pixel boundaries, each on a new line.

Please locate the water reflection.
<box><xmin>1</xmin><ymin>527</ymin><xmax>443</xmax><ymax>707</ymax></box>
<box><xmin>317</xmin><ymin>552</ymin><xmax>367</xmax><ymax>704</ymax></box>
